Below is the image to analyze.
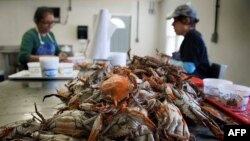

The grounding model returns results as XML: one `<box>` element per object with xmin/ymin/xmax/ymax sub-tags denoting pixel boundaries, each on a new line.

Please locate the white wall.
<box><xmin>1</xmin><ymin>0</ymin><xmax>250</xmax><ymax>86</ymax></box>
<box><xmin>211</xmin><ymin>0</ymin><xmax>250</xmax><ymax>86</ymax></box>
<box><xmin>130</xmin><ymin>0</ymin><xmax>161</xmax><ymax>57</ymax></box>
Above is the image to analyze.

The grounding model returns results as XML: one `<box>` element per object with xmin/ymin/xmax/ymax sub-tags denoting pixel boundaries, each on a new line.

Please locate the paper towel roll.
<box><xmin>88</xmin><ymin>9</ymin><xmax>117</xmax><ymax>60</ymax></box>
<box><xmin>109</xmin><ymin>52</ymin><xmax>127</xmax><ymax>67</ymax></box>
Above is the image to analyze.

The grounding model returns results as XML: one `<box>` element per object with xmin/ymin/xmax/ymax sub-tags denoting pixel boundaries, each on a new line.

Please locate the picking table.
<box><xmin>0</xmin><ymin>79</ymin><xmax>226</xmax><ymax>141</ymax></box>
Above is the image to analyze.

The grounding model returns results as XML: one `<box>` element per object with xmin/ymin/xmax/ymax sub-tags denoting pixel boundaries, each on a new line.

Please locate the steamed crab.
<box><xmin>165</xmin><ymin>85</ymin><xmax>224</xmax><ymax>140</ymax></box>
<box><xmin>32</xmin><ymin>104</ymin><xmax>96</xmax><ymax>138</ymax></box>
<box><xmin>100</xmin><ymin>67</ymin><xmax>138</xmax><ymax>106</ymax></box>
<box><xmin>88</xmin><ymin>105</ymin><xmax>155</xmax><ymax>141</ymax></box>
<box><xmin>147</xmin><ymin>99</ymin><xmax>190</xmax><ymax>141</ymax></box>
<box><xmin>32</xmin><ymin>131</ymin><xmax>83</xmax><ymax>141</ymax></box>
<box><xmin>0</xmin><ymin>119</ymin><xmax>40</xmax><ymax>140</ymax></box>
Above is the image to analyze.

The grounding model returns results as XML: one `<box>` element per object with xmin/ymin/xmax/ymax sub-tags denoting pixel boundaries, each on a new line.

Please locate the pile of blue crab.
<box><xmin>0</xmin><ymin>55</ymin><xmax>225</xmax><ymax>141</ymax></box>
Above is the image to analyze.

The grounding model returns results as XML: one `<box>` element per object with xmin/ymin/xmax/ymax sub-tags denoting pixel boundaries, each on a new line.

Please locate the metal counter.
<box><xmin>0</xmin><ymin>80</ymin><xmax>67</xmax><ymax>126</ymax></box>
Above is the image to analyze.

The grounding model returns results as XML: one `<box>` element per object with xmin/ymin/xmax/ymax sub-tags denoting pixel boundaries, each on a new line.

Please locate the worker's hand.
<box><xmin>158</xmin><ymin>53</ymin><xmax>172</xmax><ymax>63</ymax></box>
<box><xmin>58</xmin><ymin>52</ymin><xmax>68</xmax><ymax>62</ymax></box>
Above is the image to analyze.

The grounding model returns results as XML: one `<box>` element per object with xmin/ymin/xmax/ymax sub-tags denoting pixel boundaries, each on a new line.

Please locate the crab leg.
<box><xmin>34</xmin><ymin>103</ymin><xmax>47</xmax><ymax>123</ymax></box>
<box><xmin>87</xmin><ymin>114</ymin><xmax>103</xmax><ymax>141</ymax></box>
<box><xmin>190</xmin><ymin>107</ymin><xmax>224</xmax><ymax>140</ymax></box>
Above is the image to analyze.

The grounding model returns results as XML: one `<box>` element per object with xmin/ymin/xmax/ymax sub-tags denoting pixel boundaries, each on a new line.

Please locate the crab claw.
<box><xmin>88</xmin><ymin>114</ymin><xmax>103</xmax><ymax>141</ymax></box>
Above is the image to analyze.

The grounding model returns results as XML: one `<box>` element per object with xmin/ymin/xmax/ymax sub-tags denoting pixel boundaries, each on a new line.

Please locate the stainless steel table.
<box><xmin>0</xmin><ymin>80</ymin><xmax>67</xmax><ymax>126</ymax></box>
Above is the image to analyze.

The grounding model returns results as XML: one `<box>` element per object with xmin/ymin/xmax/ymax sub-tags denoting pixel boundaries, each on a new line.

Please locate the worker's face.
<box><xmin>172</xmin><ymin>18</ymin><xmax>189</xmax><ymax>35</ymax></box>
<box><xmin>172</xmin><ymin>19</ymin><xmax>185</xmax><ymax>35</ymax></box>
<box><xmin>37</xmin><ymin>13</ymin><xmax>55</xmax><ymax>34</ymax></box>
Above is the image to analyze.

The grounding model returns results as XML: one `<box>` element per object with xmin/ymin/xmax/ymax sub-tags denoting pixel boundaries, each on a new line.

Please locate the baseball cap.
<box><xmin>167</xmin><ymin>4</ymin><xmax>198</xmax><ymax>21</ymax></box>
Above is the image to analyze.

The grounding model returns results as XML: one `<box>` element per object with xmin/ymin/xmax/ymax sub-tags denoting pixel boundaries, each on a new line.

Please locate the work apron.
<box><xmin>36</xmin><ymin>31</ymin><xmax>56</xmax><ymax>55</ymax></box>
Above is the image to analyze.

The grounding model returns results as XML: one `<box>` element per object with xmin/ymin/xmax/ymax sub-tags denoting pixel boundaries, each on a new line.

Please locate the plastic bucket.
<box><xmin>39</xmin><ymin>57</ymin><xmax>59</xmax><ymax>77</ymax></box>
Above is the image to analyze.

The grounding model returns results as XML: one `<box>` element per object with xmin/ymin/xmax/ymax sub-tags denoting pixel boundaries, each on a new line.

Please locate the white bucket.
<box><xmin>39</xmin><ymin>57</ymin><xmax>59</xmax><ymax>77</ymax></box>
<box><xmin>68</xmin><ymin>56</ymin><xmax>85</xmax><ymax>65</ymax></box>
<box><xmin>27</xmin><ymin>62</ymin><xmax>41</xmax><ymax>75</ymax></box>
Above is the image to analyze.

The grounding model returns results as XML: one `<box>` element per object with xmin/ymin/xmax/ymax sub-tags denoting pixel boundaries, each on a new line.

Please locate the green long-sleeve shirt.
<box><xmin>18</xmin><ymin>28</ymin><xmax>61</xmax><ymax>66</ymax></box>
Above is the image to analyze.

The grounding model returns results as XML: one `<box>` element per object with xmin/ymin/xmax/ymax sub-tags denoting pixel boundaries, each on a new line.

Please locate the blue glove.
<box><xmin>170</xmin><ymin>59</ymin><xmax>196</xmax><ymax>73</ymax></box>
<box><xmin>183</xmin><ymin>62</ymin><xmax>196</xmax><ymax>73</ymax></box>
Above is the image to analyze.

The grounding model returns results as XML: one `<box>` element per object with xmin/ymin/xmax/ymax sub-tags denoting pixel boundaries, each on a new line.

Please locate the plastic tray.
<box><xmin>182</xmin><ymin>74</ymin><xmax>204</xmax><ymax>87</ymax></box>
<box><xmin>205</xmin><ymin>96</ymin><xmax>250</xmax><ymax>125</ymax></box>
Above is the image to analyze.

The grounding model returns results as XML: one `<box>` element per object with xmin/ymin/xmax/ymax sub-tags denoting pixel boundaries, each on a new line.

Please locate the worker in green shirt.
<box><xmin>18</xmin><ymin>6</ymin><xmax>67</xmax><ymax>69</ymax></box>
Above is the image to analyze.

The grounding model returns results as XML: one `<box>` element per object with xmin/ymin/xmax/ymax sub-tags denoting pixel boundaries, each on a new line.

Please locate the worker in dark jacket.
<box><xmin>167</xmin><ymin>4</ymin><xmax>210</xmax><ymax>78</ymax></box>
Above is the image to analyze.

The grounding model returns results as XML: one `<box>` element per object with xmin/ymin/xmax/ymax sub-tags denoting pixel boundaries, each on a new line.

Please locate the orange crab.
<box><xmin>100</xmin><ymin>68</ymin><xmax>137</xmax><ymax>106</ymax></box>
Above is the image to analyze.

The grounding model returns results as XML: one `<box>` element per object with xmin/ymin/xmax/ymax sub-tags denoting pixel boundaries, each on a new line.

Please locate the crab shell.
<box><xmin>100</xmin><ymin>74</ymin><xmax>132</xmax><ymax>106</ymax></box>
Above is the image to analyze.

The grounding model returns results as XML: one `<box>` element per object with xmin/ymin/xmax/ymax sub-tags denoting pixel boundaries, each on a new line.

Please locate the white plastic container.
<box><xmin>109</xmin><ymin>52</ymin><xmax>127</xmax><ymax>67</ymax></box>
<box><xmin>39</xmin><ymin>57</ymin><xmax>59</xmax><ymax>77</ymax></box>
<box><xmin>59</xmin><ymin>63</ymin><xmax>74</xmax><ymax>76</ymax></box>
<box><xmin>219</xmin><ymin>84</ymin><xmax>250</xmax><ymax>111</ymax></box>
<box><xmin>203</xmin><ymin>78</ymin><xmax>233</xmax><ymax>97</ymax></box>
<box><xmin>27</xmin><ymin>62</ymin><xmax>41</xmax><ymax>75</ymax></box>
<box><xmin>68</xmin><ymin>56</ymin><xmax>85</xmax><ymax>65</ymax></box>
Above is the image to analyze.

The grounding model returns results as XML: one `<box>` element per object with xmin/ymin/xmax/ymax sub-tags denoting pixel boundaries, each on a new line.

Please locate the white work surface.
<box><xmin>8</xmin><ymin>70</ymin><xmax>79</xmax><ymax>80</ymax></box>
